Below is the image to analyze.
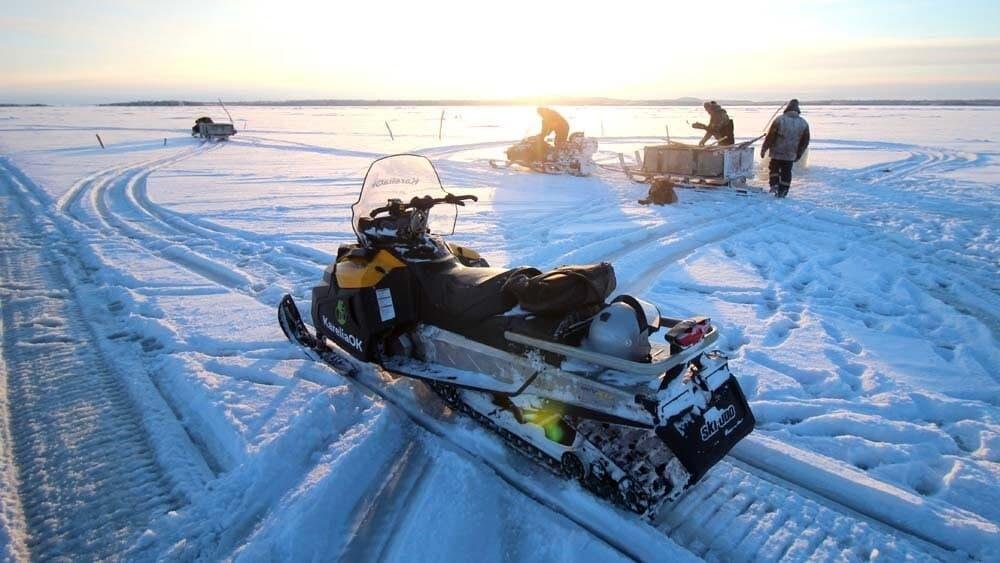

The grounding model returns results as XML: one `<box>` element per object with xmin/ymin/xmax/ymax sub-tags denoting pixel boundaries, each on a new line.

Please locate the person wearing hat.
<box><xmin>692</xmin><ymin>101</ymin><xmax>735</xmax><ymax>146</ymax></box>
<box><xmin>761</xmin><ymin>99</ymin><xmax>810</xmax><ymax>198</ymax></box>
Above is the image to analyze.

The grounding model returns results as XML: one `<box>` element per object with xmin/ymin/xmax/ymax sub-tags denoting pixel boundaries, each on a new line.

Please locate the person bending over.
<box><xmin>692</xmin><ymin>101</ymin><xmax>734</xmax><ymax>146</ymax></box>
<box><xmin>537</xmin><ymin>107</ymin><xmax>569</xmax><ymax>147</ymax></box>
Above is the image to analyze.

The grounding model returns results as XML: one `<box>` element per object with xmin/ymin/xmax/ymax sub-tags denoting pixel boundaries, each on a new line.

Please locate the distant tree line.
<box><xmin>99</xmin><ymin>98</ymin><xmax>1000</xmax><ymax>107</ymax></box>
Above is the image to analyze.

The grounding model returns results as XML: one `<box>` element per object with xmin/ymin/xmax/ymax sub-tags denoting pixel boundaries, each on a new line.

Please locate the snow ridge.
<box><xmin>0</xmin><ymin>163</ymin><xmax>182</xmax><ymax>559</ymax></box>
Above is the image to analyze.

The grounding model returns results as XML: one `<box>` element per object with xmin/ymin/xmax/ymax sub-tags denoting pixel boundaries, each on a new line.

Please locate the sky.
<box><xmin>2</xmin><ymin>0</ymin><xmax>999</xmax><ymax>104</ymax></box>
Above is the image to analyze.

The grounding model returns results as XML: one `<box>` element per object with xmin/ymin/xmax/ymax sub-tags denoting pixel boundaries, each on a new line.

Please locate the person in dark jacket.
<box><xmin>761</xmin><ymin>99</ymin><xmax>810</xmax><ymax>198</ymax></box>
<box><xmin>537</xmin><ymin>107</ymin><xmax>569</xmax><ymax>146</ymax></box>
<box><xmin>191</xmin><ymin>116</ymin><xmax>214</xmax><ymax>136</ymax></box>
<box><xmin>692</xmin><ymin>101</ymin><xmax>734</xmax><ymax>146</ymax></box>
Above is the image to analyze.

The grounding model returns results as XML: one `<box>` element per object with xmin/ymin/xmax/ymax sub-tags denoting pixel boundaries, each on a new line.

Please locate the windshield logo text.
<box><xmin>372</xmin><ymin>177</ymin><xmax>420</xmax><ymax>188</ymax></box>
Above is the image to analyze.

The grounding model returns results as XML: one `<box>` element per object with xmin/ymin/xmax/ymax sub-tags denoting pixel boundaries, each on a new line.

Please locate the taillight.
<box><xmin>677</xmin><ymin>321</ymin><xmax>709</xmax><ymax>346</ymax></box>
<box><xmin>667</xmin><ymin>317</ymin><xmax>711</xmax><ymax>349</ymax></box>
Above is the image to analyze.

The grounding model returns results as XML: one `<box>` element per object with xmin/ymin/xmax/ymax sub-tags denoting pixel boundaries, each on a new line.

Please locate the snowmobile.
<box><xmin>190</xmin><ymin>116</ymin><xmax>236</xmax><ymax>141</ymax></box>
<box><xmin>278</xmin><ymin>154</ymin><xmax>754</xmax><ymax>516</ymax></box>
<box><xmin>491</xmin><ymin>132</ymin><xmax>598</xmax><ymax>176</ymax></box>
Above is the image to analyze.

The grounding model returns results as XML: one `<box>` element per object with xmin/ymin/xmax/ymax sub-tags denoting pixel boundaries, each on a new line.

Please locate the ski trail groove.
<box><xmin>0</xmin><ymin>166</ymin><xmax>183</xmax><ymax>560</ymax></box>
<box><xmin>109</xmin><ymin>154</ymin><xmax>959</xmax><ymax>559</ymax></box>
<box><xmin>620</xmin><ymin>216</ymin><xmax>771</xmax><ymax>297</ymax></box>
<box><xmin>18</xmin><ymin>149</ymin><xmax>973</xmax><ymax>559</ymax></box>
<box><xmin>59</xmin><ymin>144</ymin><xmax>329</xmax><ymax>301</ymax></box>
<box><xmin>339</xmin><ymin>439</ymin><xmax>434</xmax><ymax>561</ymax></box>
<box><xmin>60</xmin><ymin>145</ymin><xmax>260</xmax><ymax>293</ymax></box>
<box><xmin>129</xmin><ymin>174</ymin><xmax>324</xmax><ymax>282</ymax></box>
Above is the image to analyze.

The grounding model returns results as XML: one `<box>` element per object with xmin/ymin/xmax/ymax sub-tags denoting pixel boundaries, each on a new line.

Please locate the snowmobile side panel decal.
<box><xmin>321</xmin><ymin>314</ymin><xmax>365</xmax><ymax>353</ymax></box>
<box><xmin>375</xmin><ymin>288</ymin><xmax>396</xmax><ymax>322</ymax></box>
<box><xmin>335</xmin><ymin>249</ymin><xmax>405</xmax><ymax>289</ymax></box>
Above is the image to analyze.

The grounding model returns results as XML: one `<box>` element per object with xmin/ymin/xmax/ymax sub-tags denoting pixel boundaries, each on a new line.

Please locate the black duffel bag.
<box><xmin>502</xmin><ymin>262</ymin><xmax>616</xmax><ymax>315</ymax></box>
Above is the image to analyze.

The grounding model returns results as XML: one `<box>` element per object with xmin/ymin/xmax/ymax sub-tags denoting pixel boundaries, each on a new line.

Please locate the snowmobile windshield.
<box><xmin>351</xmin><ymin>154</ymin><xmax>458</xmax><ymax>240</ymax></box>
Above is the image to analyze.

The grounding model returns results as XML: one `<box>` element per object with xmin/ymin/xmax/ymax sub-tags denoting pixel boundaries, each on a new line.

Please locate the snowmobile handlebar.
<box><xmin>368</xmin><ymin>194</ymin><xmax>478</xmax><ymax>218</ymax></box>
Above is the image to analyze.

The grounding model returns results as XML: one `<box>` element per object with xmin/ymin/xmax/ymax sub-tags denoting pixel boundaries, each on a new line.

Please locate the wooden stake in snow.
<box><xmin>385</xmin><ymin>121</ymin><xmax>395</xmax><ymax>141</ymax></box>
<box><xmin>218</xmin><ymin>97</ymin><xmax>235</xmax><ymax>125</ymax></box>
<box><xmin>438</xmin><ymin>109</ymin><xmax>445</xmax><ymax>140</ymax></box>
<box><xmin>163</xmin><ymin>138</ymin><xmax>167</xmax><ymax>146</ymax></box>
<box><xmin>665</xmin><ymin>124</ymin><xmax>670</xmax><ymax>142</ymax></box>
<box><xmin>762</xmin><ymin>102</ymin><xmax>784</xmax><ymax>133</ymax></box>
<box><xmin>618</xmin><ymin>152</ymin><xmax>634</xmax><ymax>182</ymax></box>
<box><xmin>96</xmin><ymin>134</ymin><xmax>105</xmax><ymax>149</ymax></box>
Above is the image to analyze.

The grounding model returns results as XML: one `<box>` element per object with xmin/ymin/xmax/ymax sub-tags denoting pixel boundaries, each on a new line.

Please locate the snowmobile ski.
<box><xmin>279</xmin><ymin>294</ymin><xmax>359</xmax><ymax>378</ymax></box>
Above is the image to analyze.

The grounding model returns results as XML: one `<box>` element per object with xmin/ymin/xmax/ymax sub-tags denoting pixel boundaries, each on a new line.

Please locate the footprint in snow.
<box><xmin>763</xmin><ymin>317</ymin><xmax>800</xmax><ymax>347</ymax></box>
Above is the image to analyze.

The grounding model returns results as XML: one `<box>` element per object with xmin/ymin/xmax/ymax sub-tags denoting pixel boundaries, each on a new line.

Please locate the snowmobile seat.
<box><xmin>411</xmin><ymin>260</ymin><xmax>541</xmax><ymax>331</ymax></box>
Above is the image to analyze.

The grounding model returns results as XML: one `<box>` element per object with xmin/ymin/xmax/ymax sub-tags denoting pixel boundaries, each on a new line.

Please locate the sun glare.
<box><xmin>1</xmin><ymin>0</ymin><xmax>998</xmax><ymax>101</ymax></box>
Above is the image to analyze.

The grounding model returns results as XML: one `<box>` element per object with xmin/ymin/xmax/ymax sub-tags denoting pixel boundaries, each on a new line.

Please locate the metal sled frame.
<box><xmin>620</xmin><ymin>141</ymin><xmax>756</xmax><ymax>190</ymax></box>
<box><xmin>379</xmin><ymin>318</ymin><xmax>723</xmax><ymax>427</ymax></box>
<box><xmin>504</xmin><ymin>324</ymin><xmax>719</xmax><ymax>377</ymax></box>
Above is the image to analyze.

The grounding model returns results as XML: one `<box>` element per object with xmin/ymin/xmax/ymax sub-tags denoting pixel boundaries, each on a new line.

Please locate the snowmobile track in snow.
<box><xmin>657</xmin><ymin>461</ymin><xmax>941</xmax><ymax>561</ymax></box>
<box><xmin>59</xmin><ymin>143</ymin><xmax>325</xmax><ymax>304</ymax></box>
<box><xmin>0</xmin><ymin>162</ymin><xmax>184</xmax><ymax>560</ymax></box>
<box><xmin>81</xmin><ymin>152</ymin><xmax>966</xmax><ymax>560</ymax></box>
<box><xmin>284</xmin><ymin>316</ymin><xmax>949</xmax><ymax>562</ymax></box>
<box><xmin>9</xmin><ymin>148</ymin><xmax>978</xmax><ymax>560</ymax></box>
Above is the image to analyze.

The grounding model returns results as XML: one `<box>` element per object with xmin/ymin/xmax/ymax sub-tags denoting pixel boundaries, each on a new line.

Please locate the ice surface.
<box><xmin>0</xmin><ymin>104</ymin><xmax>997</xmax><ymax>560</ymax></box>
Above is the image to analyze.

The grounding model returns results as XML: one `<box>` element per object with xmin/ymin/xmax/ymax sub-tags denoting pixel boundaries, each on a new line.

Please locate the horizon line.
<box><xmin>5</xmin><ymin>97</ymin><xmax>1000</xmax><ymax>108</ymax></box>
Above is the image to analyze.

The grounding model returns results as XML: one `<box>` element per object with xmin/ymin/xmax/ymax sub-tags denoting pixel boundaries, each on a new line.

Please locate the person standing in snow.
<box><xmin>760</xmin><ymin>99</ymin><xmax>810</xmax><ymax>198</ymax></box>
<box><xmin>191</xmin><ymin>116</ymin><xmax>213</xmax><ymax>136</ymax></box>
<box><xmin>692</xmin><ymin>101</ymin><xmax>735</xmax><ymax>146</ymax></box>
<box><xmin>537</xmin><ymin>107</ymin><xmax>569</xmax><ymax>147</ymax></box>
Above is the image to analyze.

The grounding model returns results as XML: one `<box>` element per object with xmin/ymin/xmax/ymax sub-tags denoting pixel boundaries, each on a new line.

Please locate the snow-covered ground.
<box><xmin>0</xmin><ymin>105</ymin><xmax>997</xmax><ymax>561</ymax></box>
